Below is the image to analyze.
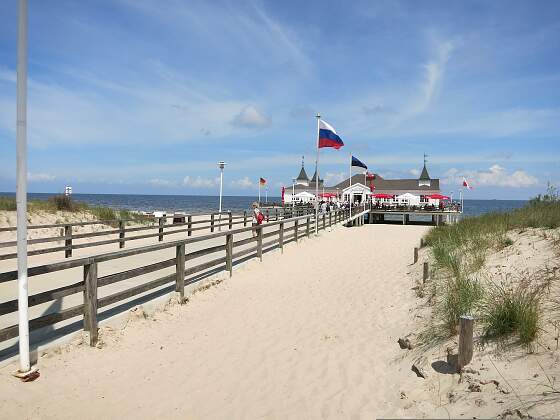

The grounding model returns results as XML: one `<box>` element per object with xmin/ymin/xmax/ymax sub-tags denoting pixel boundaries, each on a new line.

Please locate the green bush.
<box><xmin>49</xmin><ymin>194</ymin><xmax>75</xmax><ymax>211</ymax></box>
<box><xmin>440</xmin><ymin>275</ymin><xmax>484</xmax><ymax>334</ymax></box>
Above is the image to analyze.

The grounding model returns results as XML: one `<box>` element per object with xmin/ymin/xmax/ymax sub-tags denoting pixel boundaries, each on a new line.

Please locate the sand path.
<box><xmin>0</xmin><ymin>224</ymin><xmax>430</xmax><ymax>419</ymax></box>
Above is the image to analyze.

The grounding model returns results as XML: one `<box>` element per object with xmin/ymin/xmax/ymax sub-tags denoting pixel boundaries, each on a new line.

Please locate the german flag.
<box><xmin>259</xmin><ymin>177</ymin><xmax>266</xmax><ymax>185</ymax></box>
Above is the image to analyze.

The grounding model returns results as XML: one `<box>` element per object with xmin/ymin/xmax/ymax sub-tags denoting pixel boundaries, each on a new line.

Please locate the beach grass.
<box><xmin>0</xmin><ymin>195</ymin><xmax>150</xmax><ymax>224</ymax></box>
<box><xmin>421</xmin><ymin>184</ymin><xmax>559</xmax><ymax>345</ymax></box>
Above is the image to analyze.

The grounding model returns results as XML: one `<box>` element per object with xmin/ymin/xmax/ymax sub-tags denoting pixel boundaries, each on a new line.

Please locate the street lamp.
<box><xmin>218</xmin><ymin>161</ymin><xmax>226</xmax><ymax>231</ymax></box>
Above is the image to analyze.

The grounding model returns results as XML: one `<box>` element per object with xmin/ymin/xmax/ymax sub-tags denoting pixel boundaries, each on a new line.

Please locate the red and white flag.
<box><xmin>462</xmin><ymin>177</ymin><xmax>473</xmax><ymax>189</ymax></box>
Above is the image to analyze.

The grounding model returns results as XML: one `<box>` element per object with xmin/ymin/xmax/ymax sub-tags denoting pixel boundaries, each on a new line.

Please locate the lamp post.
<box><xmin>218</xmin><ymin>161</ymin><xmax>226</xmax><ymax>231</ymax></box>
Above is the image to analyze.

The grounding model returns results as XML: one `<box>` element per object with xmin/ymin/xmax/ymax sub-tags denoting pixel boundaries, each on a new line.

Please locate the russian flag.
<box><xmin>319</xmin><ymin>120</ymin><xmax>344</xmax><ymax>149</ymax></box>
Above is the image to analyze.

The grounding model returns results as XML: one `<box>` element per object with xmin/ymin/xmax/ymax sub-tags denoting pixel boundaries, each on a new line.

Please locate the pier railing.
<box><xmin>0</xmin><ymin>208</ymin><xmax>366</xmax><ymax>346</ymax></box>
<box><xmin>0</xmin><ymin>207</ymin><xmax>314</xmax><ymax>261</ymax></box>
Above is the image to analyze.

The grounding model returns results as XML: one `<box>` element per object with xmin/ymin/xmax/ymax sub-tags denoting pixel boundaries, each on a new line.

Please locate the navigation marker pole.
<box><xmin>314</xmin><ymin>114</ymin><xmax>320</xmax><ymax>235</ymax></box>
<box><xmin>15</xmin><ymin>0</ymin><xmax>32</xmax><ymax>377</ymax></box>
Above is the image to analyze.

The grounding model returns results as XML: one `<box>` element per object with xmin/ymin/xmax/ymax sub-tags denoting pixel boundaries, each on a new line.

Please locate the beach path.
<box><xmin>0</xmin><ymin>224</ymin><xmax>430</xmax><ymax>419</ymax></box>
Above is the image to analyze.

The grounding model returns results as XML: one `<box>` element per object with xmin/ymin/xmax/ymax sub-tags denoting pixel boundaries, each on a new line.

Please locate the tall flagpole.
<box><xmin>16</xmin><ymin>0</ymin><xmax>30</xmax><ymax>374</ymax></box>
<box><xmin>349</xmin><ymin>153</ymin><xmax>352</xmax><ymax>218</ymax></box>
<box><xmin>258</xmin><ymin>182</ymin><xmax>261</xmax><ymax>205</ymax></box>
<box><xmin>315</xmin><ymin>114</ymin><xmax>320</xmax><ymax>235</ymax></box>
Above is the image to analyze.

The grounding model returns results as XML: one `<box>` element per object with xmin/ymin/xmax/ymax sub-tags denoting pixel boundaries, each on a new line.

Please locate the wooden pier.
<box><xmin>368</xmin><ymin>209</ymin><xmax>462</xmax><ymax>225</ymax></box>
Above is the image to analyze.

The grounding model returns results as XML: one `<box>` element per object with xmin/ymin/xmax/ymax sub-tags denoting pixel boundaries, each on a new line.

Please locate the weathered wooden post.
<box><xmin>423</xmin><ymin>262</ymin><xmax>429</xmax><ymax>283</ymax></box>
<box><xmin>279</xmin><ymin>222</ymin><xmax>284</xmax><ymax>253</ymax></box>
<box><xmin>187</xmin><ymin>215</ymin><xmax>193</xmax><ymax>237</ymax></box>
<box><xmin>158</xmin><ymin>217</ymin><xmax>165</xmax><ymax>242</ymax></box>
<box><xmin>83</xmin><ymin>262</ymin><xmax>98</xmax><ymax>347</ymax></box>
<box><xmin>306</xmin><ymin>216</ymin><xmax>310</xmax><ymax>238</ymax></box>
<box><xmin>322</xmin><ymin>214</ymin><xmax>326</xmax><ymax>230</ymax></box>
<box><xmin>64</xmin><ymin>224</ymin><xmax>72</xmax><ymax>258</ymax></box>
<box><xmin>228</xmin><ymin>211</ymin><xmax>233</xmax><ymax>230</ymax></box>
<box><xmin>294</xmin><ymin>219</ymin><xmax>299</xmax><ymax>243</ymax></box>
<box><xmin>225</xmin><ymin>233</ymin><xmax>233</xmax><ymax>277</ymax></box>
<box><xmin>414</xmin><ymin>247</ymin><xmax>418</xmax><ymax>264</ymax></box>
<box><xmin>275</xmin><ymin>208</ymin><xmax>278</xmax><ymax>221</ymax></box>
<box><xmin>210</xmin><ymin>214</ymin><xmax>215</xmax><ymax>232</ymax></box>
<box><xmin>420</xmin><ymin>237</ymin><xmax>424</xmax><ymax>248</ymax></box>
<box><xmin>257</xmin><ymin>226</ymin><xmax>263</xmax><ymax>262</ymax></box>
<box><xmin>266</xmin><ymin>209</ymin><xmax>270</xmax><ymax>222</ymax></box>
<box><xmin>458</xmin><ymin>315</ymin><xmax>474</xmax><ymax>371</ymax></box>
<box><xmin>118</xmin><ymin>220</ymin><xmax>125</xmax><ymax>249</ymax></box>
<box><xmin>243</xmin><ymin>211</ymin><xmax>248</xmax><ymax>227</ymax></box>
<box><xmin>329</xmin><ymin>212</ymin><xmax>332</xmax><ymax>228</ymax></box>
<box><xmin>175</xmin><ymin>243</ymin><xmax>186</xmax><ymax>302</ymax></box>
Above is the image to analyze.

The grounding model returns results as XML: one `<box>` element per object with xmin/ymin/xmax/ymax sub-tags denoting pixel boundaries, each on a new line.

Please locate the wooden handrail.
<box><xmin>0</xmin><ymin>209</ymin><xmax>362</xmax><ymax>344</ymax></box>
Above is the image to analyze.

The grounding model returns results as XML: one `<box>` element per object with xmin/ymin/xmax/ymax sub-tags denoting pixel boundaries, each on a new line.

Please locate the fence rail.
<box><xmin>0</xmin><ymin>207</ymin><xmax>317</xmax><ymax>261</ymax></box>
<box><xmin>0</xmin><ymin>208</ymin><xmax>366</xmax><ymax>345</ymax></box>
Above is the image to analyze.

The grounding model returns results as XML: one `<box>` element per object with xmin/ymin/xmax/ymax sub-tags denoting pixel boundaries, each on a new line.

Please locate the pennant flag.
<box><xmin>462</xmin><ymin>177</ymin><xmax>473</xmax><ymax>189</ymax></box>
<box><xmin>351</xmin><ymin>156</ymin><xmax>367</xmax><ymax>169</ymax></box>
<box><xmin>259</xmin><ymin>177</ymin><xmax>266</xmax><ymax>185</ymax></box>
<box><xmin>318</xmin><ymin>120</ymin><xmax>344</xmax><ymax>149</ymax></box>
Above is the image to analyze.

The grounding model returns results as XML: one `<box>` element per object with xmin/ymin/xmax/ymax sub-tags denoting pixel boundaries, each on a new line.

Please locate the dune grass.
<box><xmin>0</xmin><ymin>195</ymin><xmax>149</xmax><ymax>225</ymax></box>
<box><xmin>420</xmin><ymin>184</ymin><xmax>559</xmax><ymax>346</ymax></box>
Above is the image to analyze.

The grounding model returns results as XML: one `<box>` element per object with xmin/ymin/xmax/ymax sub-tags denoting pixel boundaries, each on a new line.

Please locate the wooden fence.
<box><xmin>0</xmin><ymin>208</ymin><xmax>366</xmax><ymax>346</ymax></box>
<box><xmin>0</xmin><ymin>207</ymin><xmax>316</xmax><ymax>261</ymax></box>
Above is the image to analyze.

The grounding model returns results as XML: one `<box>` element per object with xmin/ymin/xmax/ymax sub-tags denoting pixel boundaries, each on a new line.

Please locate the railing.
<box><xmin>0</xmin><ymin>208</ymin><xmax>364</xmax><ymax>346</ymax></box>
<box><xmin>0</xmin><ymin>208</ymin><xmax>316</xmax><ymax>261</ymax></box>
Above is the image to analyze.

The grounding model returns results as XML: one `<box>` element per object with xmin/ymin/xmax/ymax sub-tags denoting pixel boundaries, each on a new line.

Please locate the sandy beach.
<box><xmin>0</xmin><ymin>223</ymin><xmax>433</xmax><ymax>419</ymax></box>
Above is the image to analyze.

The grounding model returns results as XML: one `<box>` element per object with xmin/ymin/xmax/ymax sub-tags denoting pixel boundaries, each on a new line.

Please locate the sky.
<box><xmin>0</xmin><ymin>0</ymin><xmax>559</xmax><ymax>199</ymax></box>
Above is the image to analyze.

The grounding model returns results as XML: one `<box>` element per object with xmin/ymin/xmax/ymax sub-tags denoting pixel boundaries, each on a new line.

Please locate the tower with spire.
<box><xmin>418</xmin><ymin>153</ymin><xmax>431</xmax><ymax>187</ymax></box>
<box><xmin>295</xmin><ymin>156</ymin><xmax>310</xmax><ymax>186</ymax></box>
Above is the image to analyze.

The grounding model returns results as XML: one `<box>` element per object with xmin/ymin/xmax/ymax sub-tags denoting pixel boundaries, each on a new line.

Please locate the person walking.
<box><xmin>251</xmin><ymin>201</ymin><xmax>263</xmax><ymax>237</ymax></box>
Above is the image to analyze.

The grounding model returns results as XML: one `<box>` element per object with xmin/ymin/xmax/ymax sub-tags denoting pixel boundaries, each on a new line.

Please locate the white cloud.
<box><xmin>28</xmin><ymin>172</ymin><xmax>56</xmax><ymax>182</ymax></box>
<box><xmin>230</xmin><ymin>176</ymin><xmax>255</xmax><ymax>189</ymax></box>
<box><xmin>442</xmin><ymin>164</ymin><xmax>539</xmax><ymax>188</ymax></box>
<box><xmin>409</xmin><ymin>168</ymin><xmax>420</xmax><ymax>177</ymax></box>
<box><xmin>230</xmin><ymin>105</ymin><xmax>271</xmax><ymax>129</ymax></box>
<box><xmin>182</xmin><ymin>176</ymin><xmax>219</xmax><ymax>188</ymax></box>
<box><xmin>324</xmin><ymin>172</ymin><xmax>346</xmax><ymax>184</ymax></box>
<box><xmin>147</xmin><ymin>178</ymin><xmax>176</xmax><ymax>187</ymax></box>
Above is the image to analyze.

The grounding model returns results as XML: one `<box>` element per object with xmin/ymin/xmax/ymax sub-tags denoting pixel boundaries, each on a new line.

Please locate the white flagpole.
<box><xmin>349</xmin><ymin>153</ymin><xmax>352</xmax><ymax>218</ymax></box>
<box><xmin>315</xmin><ymin>114</ymin><xmax>320</xmax><ymax>235</ymax></box>
<box><xmin>16</xmin><ymin>0</ymin><xmax>30</xmax><ymax>374</ymax></box>
<box><xmin>258</xmin><ymin>182</ymin><xmax>261</xmax><ymax>205</ymax></box>
<box><xmin>265</xmin><ymin>185</ymin><xmax>268</xmax><ymax>203</ymax></box>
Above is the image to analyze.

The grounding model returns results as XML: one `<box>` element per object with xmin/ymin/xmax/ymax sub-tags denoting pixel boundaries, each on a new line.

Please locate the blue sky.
<box><xmin>0</xmin><ymin>0</ymin><xmax>559</xmax><ymax>199</ymax></box>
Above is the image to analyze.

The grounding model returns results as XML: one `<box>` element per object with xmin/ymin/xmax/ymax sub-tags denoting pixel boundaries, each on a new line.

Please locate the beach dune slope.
<box><xmin>0</xmin><ymin>224</ymin><xmax>430</xmax><ymax>419</ymax></box>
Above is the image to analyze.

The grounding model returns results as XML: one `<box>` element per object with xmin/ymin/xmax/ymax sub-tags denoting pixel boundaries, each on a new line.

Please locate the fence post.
<box><xmin>275</xmin><ymin>208</ymin><xmax>278</xmax><ymax>221</ymax></box>
<box><xmin>187</xmin><ymin>215</ymin><xmax>192</xmax><ymax>237</ymax></box>
<box><xmin>423</xmin><ymin>262</ymin><xmax>429</xmax><ymax>283</ymax></box>
<box><xmin>329</xmin><ymin>212</ymin><xmax>332</xmax><ymax>228</ymax></box>
<box><xmin>64</xmin><ymin>224</ymin><xmax>72</xmax><ymax>258</ymax></box>
<box><xmin>322</xmin><ymin>214</ymin><xmax>326</xmax><ymax>230</ymax></box>
<box><xmin>225</xmin><ymin>233</ymin><xmax>233</xmax><ymax>277</ymax></box>
<box><xmin>279</xmin><ymin>222</ymin><xmax>284</xmax><ymax>253</ymax></box>
<box><xmin>458</xmin><ymin>315</ymin><xmax>474</xmax><ymax>371</ymax></box>
<box><xmin>118</xmin><ymin>220</ymin><xmax>125</xmax><ymax>249</ymax></box>
<box><xmin>244</xmin><ymin>211</ymin><xmax>247</xmax><ymax>227</ymax></box>
<box><xmin>306</xmin><ymin>216</ymin><xmax>310</xmax><ymax>238</ymax></box>
<box><xmin>211</xmin><ymin>214</ymin><xmax>215</xmax><ymax>232</ymax></box>
<box><xmin>257</xmin><ymin>226</ymin><xmax>263</xmax><ymax>262</ymax></box>
<box><xmin>294</xmin><ymin>219</ymin><xmax>299</xmax><ymax>243</ymax></box>
<box><xmin>420</xmin><ymin>237</ymin><xmax>424</xmax><ymax>248</ymax></box>
<box><xmin>83</xmin><ymin>262</ymin><xmax>98</xmax><ymax>347</ymax></box>
<box><xmin>414</xmin><ymin>247</ymin><xmax>418</xmax><ymax>264</ymax></box>
<box><xmin>228</xmin><ymin>211</ymin><xmax>233</xmax><ymax>230</ymax></box>
<box><xmin>175</xmin><ymin>243</ymin><xmax>186</xmax><ymax>302</ymax></box>
<box><xmin>266</xmin><ymin>209</ymin><xmax>270</xmax><ymax>222</ymax></box>
<box><xmin>158</xmin><ymin>217</ymin><xmax>164</xmax><ymax>242</ymax></box>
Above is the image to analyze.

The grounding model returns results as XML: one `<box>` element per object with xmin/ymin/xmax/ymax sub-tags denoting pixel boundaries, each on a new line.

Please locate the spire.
<box><xmin>419</xmin><ymin>153</ymin><xmax>430</xmax><ymax>180</ymax></box>
<box><xmin>296</xmin><ymin>157</ymin><xmax>309</xmax><ymax>185</ymax></box>
<box><xmin>310</xmin><ymin>169</ymin><xmax>323</xmax><ymax>183</ymax></box>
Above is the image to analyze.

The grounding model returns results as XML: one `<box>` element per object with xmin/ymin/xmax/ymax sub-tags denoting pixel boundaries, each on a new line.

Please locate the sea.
<box><xmin>0</xmin><ymin>192</ymin><xmax>528</xmax><ymax>217</ymax></box>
